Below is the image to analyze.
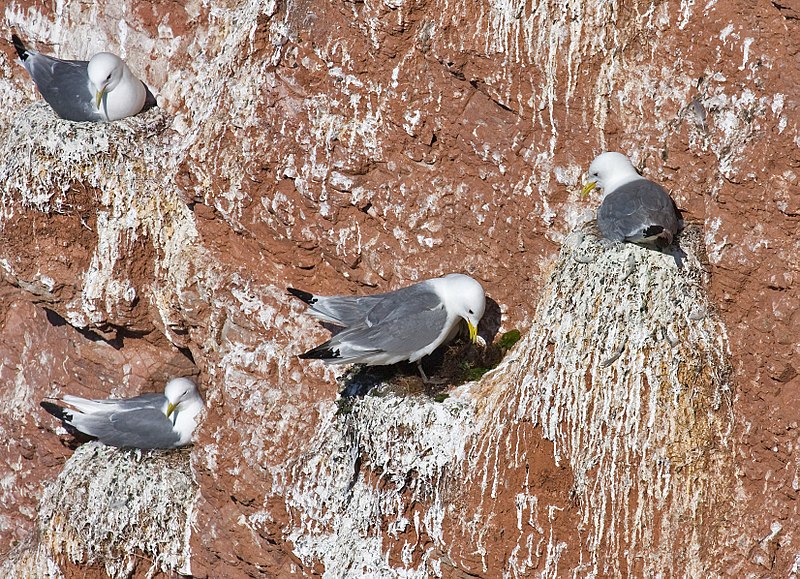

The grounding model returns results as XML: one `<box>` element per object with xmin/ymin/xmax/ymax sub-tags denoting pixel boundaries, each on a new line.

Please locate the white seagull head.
<box><xmin>441</xmin><ymin>273</ymin><xmax>486</xmax><ymax>343</ymax></box>
<box><xmin>582</xmin><ymin>151</ymin><xmax>644</xmax><ymax>196</ymax></box>
<box><xmin>164</xmin><ymin>377</ymin><xmax>203</xmax><ymax>418</ymax></box>
<box><xmin>87</xmin><ymin>52</ymin><xmax>126</xmax><ymax>111</ymax></box>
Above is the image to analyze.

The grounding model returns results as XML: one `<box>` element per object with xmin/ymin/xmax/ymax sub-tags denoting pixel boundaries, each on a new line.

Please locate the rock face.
<box><xmin>0</xmin><ymin>0</ymin><xmax>798</xmax><ymax>577</ymax></box>
<box><xmin>1</xmin><ymin>443</ymin><xmax>196</xmax><ymax>578</ymax></box>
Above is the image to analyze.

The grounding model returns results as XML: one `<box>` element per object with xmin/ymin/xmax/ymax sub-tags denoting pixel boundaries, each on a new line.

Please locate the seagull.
<box><xmin>582</xmin><ymin>152</ymin><xmax>679</xmax><ymax>248</ymax></box>
<box><xmin>11</xmin><ymin>33</ymin><xmax>155</xmax><ymax>122</ymax></box>
<box><xmin>41</xmin><ymin>377</ymin><xmax>204</xmax><ymax>449</ymax></box>
<box><xmin>289</xmin><ymin>273</ymin><xmax>486</xmax><ymax>381</ymax></box>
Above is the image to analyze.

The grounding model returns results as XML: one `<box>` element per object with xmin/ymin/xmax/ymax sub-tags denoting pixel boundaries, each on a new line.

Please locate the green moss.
<box><xmin>498</xmin><ymin>329</ymin><xmax>522</xmax><ymax>350</ymax></box>
<box><xmin>460</xmin><ymin>364</ymin><xmax>491</xmax><ymax>382</ymax></box>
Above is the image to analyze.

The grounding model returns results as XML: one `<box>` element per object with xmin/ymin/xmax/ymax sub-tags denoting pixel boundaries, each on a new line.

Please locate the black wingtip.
<box><xmin>11</xmin><ymin>34</ymin><xmax>27</xmax><ymax>60</ymax></box>
<box><xmin>40</xmin><ymin>401</ymin><xmax>72</xmax><ymax>422</ymax></box>
<box><xmin>642</xmin><ymin>225</ymin><xmax>665</xmax><ymax>238</ymax></box>
<box><xmin>299</xmin><ymin>343</ymin><xmax>340</xmax><ymax>360</ymax></box>
<box><xmin>288</xmin><ymin>287</ymin><xmax>317</xmax><ymax>305</ymax></box>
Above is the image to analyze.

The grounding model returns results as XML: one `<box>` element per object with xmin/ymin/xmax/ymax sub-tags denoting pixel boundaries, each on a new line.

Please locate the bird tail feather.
<box><xmin>11</xmin><ymin>34</ymin><xmax>28</xmax><ymax>60</ymax></box>
<box><xmin>300</xmin><ymin>341</ymin><xmax>384</xmax><ymax>364</ymax></box>
<box><xmin>288</xmin><ymin>287</ymin><xmax>316</xmax><ymax>305</ymax></box>
<box><xmin>299</xmin><ymin>342</ymin><xmax>338</xmax><ymax>360</ymax></box>
<box><xmin>40</xmin><ymin>401</ymin><xmax>73</xmax><ymax>423</ymax></box>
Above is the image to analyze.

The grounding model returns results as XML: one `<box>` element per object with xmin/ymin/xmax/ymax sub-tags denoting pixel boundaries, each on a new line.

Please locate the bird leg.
<box><xmin>417</xmin><ymin>360</ymin><xmax>446</xmax><ymax>384</ymax></box>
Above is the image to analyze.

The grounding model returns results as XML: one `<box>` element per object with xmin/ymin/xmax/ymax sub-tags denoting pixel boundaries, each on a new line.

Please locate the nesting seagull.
<box><xmin>12</xmin><ymin>33</ymin><xmax>155</xmax><ymax>122</ymax></box>
<box><xmin>41</xmin><ymin>377</ymin><xmax>204</xmax><ymax>449</ymax></box>
<box><xmin>289</xmin><ymin>274</ymin><xmax>486</xmax><ymax>381</ymax></box>
<box><xmin>582</xmin><ymin>152</ymin><xmax>679</xmax><ymax>248</ymax></box>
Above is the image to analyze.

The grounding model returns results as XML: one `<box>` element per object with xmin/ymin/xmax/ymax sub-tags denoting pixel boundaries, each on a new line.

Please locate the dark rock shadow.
<box><xmin>478</xmin><ymin>296</ymin><xmax>502</xmax><ymax>344</ymax></box>
<box><xmin>44</xmin><ymin>307</ymin><xmax>123</xmax><ymax>349</ymax></box>
<box><xmin>143</xmin><ymin>84</ymin><xmax>158</xmax><ymax>112</ymax></box>
<box><xmin>665</xmin><ymin>241</ymin><xmax>688</xmax><ymax>269</ymax></box>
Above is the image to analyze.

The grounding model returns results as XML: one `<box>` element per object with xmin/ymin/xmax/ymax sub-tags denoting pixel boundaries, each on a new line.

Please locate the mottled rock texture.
<box><xmin>0</xmin><ymin>0</ymin><xmax>798</xmax><ymax>577</ymax></box>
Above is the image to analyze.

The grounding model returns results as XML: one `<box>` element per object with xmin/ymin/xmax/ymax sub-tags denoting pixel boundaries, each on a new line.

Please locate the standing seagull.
<box><xmin>41</xmin><ymin>377</ymin><xmax>204</xmax><ymax>449</ymax></box>
<box><xmin>289</xmin><ymin>274</ymin><xmax>486</xmax><ymax>381</ymax></box>
<box><xmin>582</xmin><ymin>152</ymin><xmax>679</xmax><ymax>248</ymax></box>
<box><xmin>11</xmin><ymin>33</ymin><xmax>155</xmax><ymax>122</ymax></box>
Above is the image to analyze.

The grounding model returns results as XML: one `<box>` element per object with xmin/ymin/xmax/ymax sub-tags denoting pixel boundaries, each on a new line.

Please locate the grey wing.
<box><xmin>363</xmin><ymin>283</ymin><xmax>441</xmax><ymax>326</ymax></box>
<box><xmin>597</xmin><ymin>181</ymin><xmax>678</xmax><ymax>242</ymax></box>
<box><xmin>106</xmin><ymin>393</ymin><xmax>166</xmax><ymax>410</ymax></box>
<box><xmin>309</xmin><ymin>294</ymin><xmax>386</xmax><ymax>327</ymax></box>
<box><xmin>83</xmin><ymin>407</ymin><xmax>180</xmax><ymax>449</ymax></box>
<box><xmin>307</xmin><ymin>283</ymin><xmax>429</xmax><ymax>327</ymax></box>
<box><xmin>337</xmin><ymin>305</ymin><xmax>449</xmax><ymax>357</ymax></box>
<box><xmin>62</xmin><ymin>392</ymin><xmax>165</xmax><ymax>414</ymax></box>
<box><xmin>330</xmin><ymin>287</ymin><xmax>449</xmax><ymax>358</ymax></box>
<box><xmin>23</xmin><ymin>53</ymin><xmax>101</xmax><ymax>121</ymax></box>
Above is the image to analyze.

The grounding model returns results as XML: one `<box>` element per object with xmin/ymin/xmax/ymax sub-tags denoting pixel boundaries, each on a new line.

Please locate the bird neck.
<box><xmin>603</xmin><ymin>172</ymin><xmax>645</xmax><ymax>194</ymax></box>
<box><xmin>173</xmin><ymin>399</ymin><xmax>202</xmax><ymax>426</ymax></box>
<box><xmin>171</xmin><ymin>396</ymin><xmax>203</xmax><ymax>420</ymax></box>
<box><xmin>118</xmin><ymin>64</ymin><xmax>135</xmax><ymax>86</ymax></box>
<box><xmin>425</xmin><ymin>277</ymin><xmax>452</xmax><ymax>305</ymax></box>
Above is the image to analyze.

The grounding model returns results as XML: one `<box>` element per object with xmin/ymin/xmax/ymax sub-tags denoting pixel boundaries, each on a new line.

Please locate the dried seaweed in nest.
<box><xmin>337</xmin><ymin>329</ymin><xmax>523</xmax><ymax>406</ymax></box>
<box><xmin>440</xmin><ymin>329</ymin><xmax>522</xmax><ymax>387</ymax></box>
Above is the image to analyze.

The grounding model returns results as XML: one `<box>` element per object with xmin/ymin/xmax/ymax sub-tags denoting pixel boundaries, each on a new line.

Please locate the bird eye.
<box><xmin>468</xmin><ymin>309</ymin><xmax>474</xmax><ymax>314</ymax></box>
<box><xmin>106</xmin><ymin>73</ymin><xmax>112</xmax><ymax>81</ymax></box>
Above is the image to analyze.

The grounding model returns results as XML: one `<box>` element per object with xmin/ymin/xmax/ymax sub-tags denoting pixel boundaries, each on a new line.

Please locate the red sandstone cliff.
<box><xmin>0</xmin><ymin>0</ymin><xmax>798</xmax><ymax>577</ymax></box>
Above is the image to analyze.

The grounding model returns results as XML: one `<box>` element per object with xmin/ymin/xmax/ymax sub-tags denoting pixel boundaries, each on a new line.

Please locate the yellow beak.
<box><xmin>166</xmin><ymin>402</ymin><xmax>176</xmax><ymax>417</ymax></box>
<box><xmin>95</xmin><ymin>87</ymin><xmax>107</xmax><ymax>110</ymax></box>
<box><xmin>581</xmin><ymin>181</ymin><xmax>598</xmax><ymax>196</ymax></box>
<box><xmin>467</xmin><ymin>320</ymin><xmax>478</xmax><ymax>343</ymax></box>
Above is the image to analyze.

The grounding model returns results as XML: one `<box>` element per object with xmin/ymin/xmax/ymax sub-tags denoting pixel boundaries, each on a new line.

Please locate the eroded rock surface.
<box><xmin>1</xmin><ymin>443</ymin><xmax>196</xmax><ymax>578</ymax></box>
<box><xmin>1</xmin><ymin>0</ymin><xmax>798</xmax><ymax>577</ymax></box>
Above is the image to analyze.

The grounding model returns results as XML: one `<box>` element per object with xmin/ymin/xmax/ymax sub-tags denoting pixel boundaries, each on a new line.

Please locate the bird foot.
<box><xmin>417</xmin><ymin>362</ymin><xmax>446</xmax><ymax>384</ymax></box>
